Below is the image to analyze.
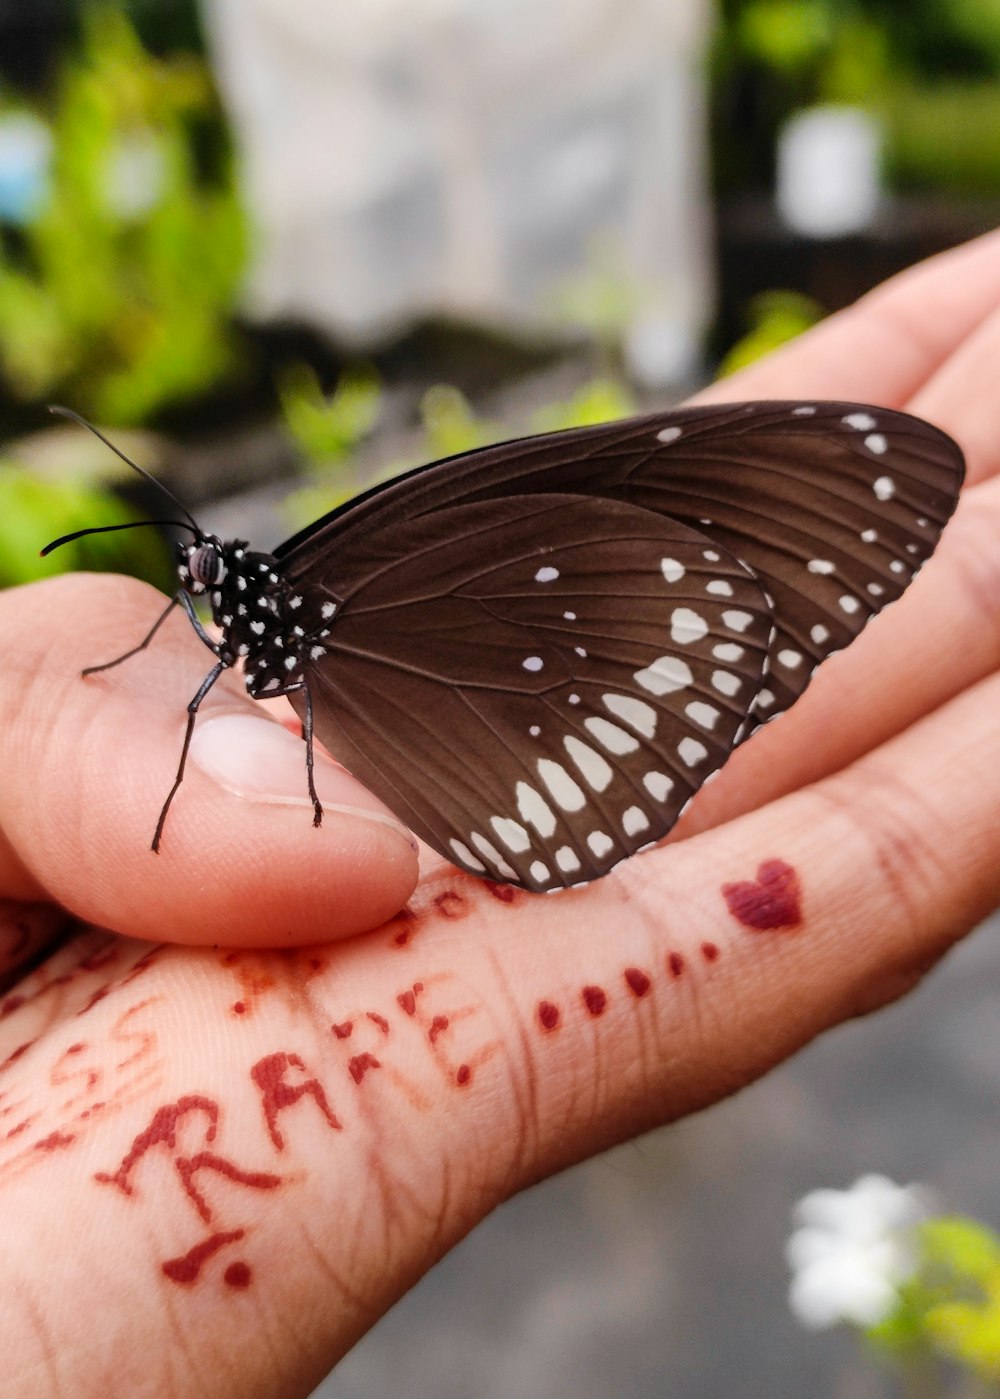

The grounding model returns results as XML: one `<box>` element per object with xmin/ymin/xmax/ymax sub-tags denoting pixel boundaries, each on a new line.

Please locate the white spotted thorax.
<box><xmin>56</xmin><ymin>400</ymin><xmax>961</xmax><ymax>889</ymax></box>
<box><xmin>176</xmin><ymin>536</ymin><xmax>337</xmax><ymax>699</ymax></box>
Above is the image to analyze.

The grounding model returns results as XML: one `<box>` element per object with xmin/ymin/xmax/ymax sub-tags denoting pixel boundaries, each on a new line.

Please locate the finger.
<box><xmin>907</xmin><ymin>299</ymin><xmax>1000</xmax><ymax>485</ymax></box>
<box><xmin>694</xmin><ymin>227</ymin><xmax>1000</xmax><ymax>412</ymax></box>
<box><xmin>0</xmin><ymin>574</ymin><xmax>418</xmax><ymax>946</ymax></box>
<box><xmin>678</xmin><ymin>473</ymin><xmax>1000</xmax><ymax>837</ymax></box>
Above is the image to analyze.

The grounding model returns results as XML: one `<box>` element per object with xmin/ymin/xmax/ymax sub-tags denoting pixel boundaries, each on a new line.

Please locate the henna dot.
<box><xmin>624</xmin><ymin>967</ymin><xmax>651</xmax><ymax>997</ymax></box>
<box><xmin>582</xmin><ymin>985</ymin><xmax>607</xmax><ymax>1016</ymax></box>
<box><xmin>224</xmin><ymin>1261</ymin><xmax>252</xmax><ymax>1289</ymax></box>
<box><xmin>667</xmin><ymin>951</ymin><xmax>685</xmax><ymax>978</ymax></box>
<box><xmin>538</xmin><ymin>1001</ymin><xmax>560</xmax><ymax>1031</ymax></box>
<box><xmin>456</xmin><ymin>1064</ymin><xmax>472</xmax><ymax>1086</ymax></box>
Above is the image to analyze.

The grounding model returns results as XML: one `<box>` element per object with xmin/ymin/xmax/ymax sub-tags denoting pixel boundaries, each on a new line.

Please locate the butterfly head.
<box><xmin>178</xmin><ymin>534</ymin><xmax>232</xmax><ymax>596</ymax></box>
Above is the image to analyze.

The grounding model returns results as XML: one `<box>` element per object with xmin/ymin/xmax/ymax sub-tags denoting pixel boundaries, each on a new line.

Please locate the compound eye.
<box><xmin>189</xmin><ymin>544</ymin><xmax>225</xmax><ymax>587</ymax></box>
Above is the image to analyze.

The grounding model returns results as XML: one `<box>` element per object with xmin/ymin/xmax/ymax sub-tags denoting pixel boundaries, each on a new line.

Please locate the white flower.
<box><xmin>786</xmin><ymin>1174</ymin><xmax>930</xmax><ymax>1330</ymax></box>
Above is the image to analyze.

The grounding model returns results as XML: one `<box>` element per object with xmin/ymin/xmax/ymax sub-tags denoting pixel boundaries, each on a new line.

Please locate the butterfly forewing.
<box><xmin>290</xmin><ymin>493</ymin><xmax>773</xmax><ymax>889</ymax></box>
<box><xmin>280</xmin><ymin>400</ymin><xmax>961</xmax><ymax>746</ymax></box>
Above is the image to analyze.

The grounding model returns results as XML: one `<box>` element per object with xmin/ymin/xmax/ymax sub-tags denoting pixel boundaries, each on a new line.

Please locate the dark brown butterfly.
<box><xmin>44</xmin><ymin>401</ymin><xmax>964</xmax><ymax>891</ymax></box>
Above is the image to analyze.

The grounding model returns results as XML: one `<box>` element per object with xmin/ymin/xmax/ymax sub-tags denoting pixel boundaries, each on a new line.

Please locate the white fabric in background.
<box><xmin>202</xmin><ymin>0</ymin><xmax>712</xmax><ymax>383</ymax></box>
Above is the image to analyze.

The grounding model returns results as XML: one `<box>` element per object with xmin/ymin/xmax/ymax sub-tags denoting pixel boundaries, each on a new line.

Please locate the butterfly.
<box><xmin>43</xmin><ymin>401</ymin><xmax>964</xmax><ymax>892</ymax></box>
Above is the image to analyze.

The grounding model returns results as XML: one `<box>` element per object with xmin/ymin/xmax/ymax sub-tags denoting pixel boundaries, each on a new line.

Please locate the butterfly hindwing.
<box><xmin>291</xmin><ymin>493</ymin><xmax>773</xmax><ymax>889</ymax></box>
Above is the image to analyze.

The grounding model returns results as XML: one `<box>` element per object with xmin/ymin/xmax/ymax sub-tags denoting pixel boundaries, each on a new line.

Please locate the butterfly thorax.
<box><xmin>176</xmin><ymin>535</ymin><xmax>339</xmax><ymax>698</ymax></box>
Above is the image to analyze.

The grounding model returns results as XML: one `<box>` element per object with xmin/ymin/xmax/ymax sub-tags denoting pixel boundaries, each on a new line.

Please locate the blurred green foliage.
<box><xmin>713</xmin><ymin>0</ymin><xmax>1000</xmax><ymax>197</ymax></box>
<box><xmin>0</xmin><ymin>6</ymin><xmax>246</xmax><ymax>425</ymax></box>
<box><xmin>869</xmin><ymin>1217</ymin><xmax>1000</xmax><ymax>1383</ymax></box>
<box><xmin>282</xmin><ymin>367</ymin><xmax>637</xmax><ymax>530</ymax></box>
<box><xmin>717</xmin><ymin>290</ymin><xmax>825</xmax><ymax>377</ymax></box>
<box><xmin>278</xmin><ymin>362</ymin><xmax>381</xmax><ymax>468</ymax></box>
<box><xmin>0</xmin><ymin>457</ymin><xmax>171</xmax><ymax>590</ymax></box>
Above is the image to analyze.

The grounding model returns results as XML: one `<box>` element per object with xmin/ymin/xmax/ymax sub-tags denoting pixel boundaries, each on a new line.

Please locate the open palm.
<box><xmin>2</xmin><ymin>232</ymin><xmax>999</xmax><ymax>1398</ymax></box>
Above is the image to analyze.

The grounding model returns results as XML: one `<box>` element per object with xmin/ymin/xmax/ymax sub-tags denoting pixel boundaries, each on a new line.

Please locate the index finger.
<box><xmin>0</xmin><ymin>574</ymin><xmax>419</xmax><ymax>946</ymax></box>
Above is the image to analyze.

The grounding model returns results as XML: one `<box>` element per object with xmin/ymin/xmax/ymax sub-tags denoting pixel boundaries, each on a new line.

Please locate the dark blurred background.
<box><xmin>2</xmin><ymin>3</ymin><xmax>998</xmax><ymax>1394</ymax></box>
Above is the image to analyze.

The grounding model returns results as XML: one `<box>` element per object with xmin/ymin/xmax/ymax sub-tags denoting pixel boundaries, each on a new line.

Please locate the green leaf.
<box><xmin>0</xmin><ymin>462</ymin><xmax>172</xmax><ymax>591</ymax></box>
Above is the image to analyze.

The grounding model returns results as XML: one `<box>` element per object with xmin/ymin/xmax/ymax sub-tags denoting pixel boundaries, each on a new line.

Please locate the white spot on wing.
<box><xmin>556</xmin><ymin>846</ymin><xmax>581</xmax><ymax>873</ymax></box>
<box><xmin>807</xmin><ymin>559</ymin><xmax>835</xmax><ymax>574</ymax></box>
<box><xmin>660</xmin><ymin>558</ymin><xmax>685</xmax><ymax>583</ymax></box>
<box><xmin>712</xmin><ymin>670</ymin><xmax>740</xmax><ymax>697</ymax></box>
<box><xmin>469</xmin><ymin>833</ymin><xmax>516</xmax><ymax>879</ymax></box>
<box><xmin>516</xmin><ymin>782</ymin><xmax>557</xmax><ymax>836</ymax></box>
<box><xmin>535</xmin><ymin>566</ymin><xmax>559</xmax><ymax>583</ymax></box>
<box><xmin>844</xmin><ymin>412</ymin><xmax>877</xmax><ymax>430</ymax></box>
<box><xmin>671</xmin><ymin>607</ymin><xmax>709</xmax><ymax>644</ymax></box>
<box><xmin>634</xmin><ymin>656</ymin><xmax>692</xmax><ymax>696</ymax></box>
<box><xmin>643</xmin><ymin>771</ymin><xmax>674</xmax><ymax>801</ymax></box>
<box><xmin>491</xmin><ymin>816</ymin><xmax>531</xmax><ymax>853</ymax></box>
<box><xmin>450</xmin><ymin>839</ymin><xmax>486</xmax><ymax>873</ymax></box>
<box><xmin>706</xmin><ymin>580</ymin><xmax>733</xmax><ymax>597</ymax></box>
<box><xmin>537</xmin><ymin>759</ymin><xmax>586</xmax><ymax>812</ymax></box>
<box><xmin>865</xmin><ymin>433</ymin><xmax>888</xmax><ymax>454</ymax></box>
<box><xmin>602</xmin><ymin>692</ymin><xmax>656</xmax><ymax>738</ymax></box>
<box><xmin>564</xmin><ymin>736</ymin><xmax>613</xmax><ymax>792</ymax></box>
<box><xmin>839</xmin><ymin>595</ymin><xmax>861</xmax><ymax>614</ymax></box>
<box><xmin>529</xmin><ymin>860</ymin><xmax>550</xmax><ymax>884</ymax></box>
<box><xmin>792</xmin><ymin>405</ymin><xmax>816</xmax><ymax>416</ymax></box>
<box><xmin>873</xmin><ymin>476</ymin><xmax>895</xmax><ymax>501</ymax></box>
<box><xmin>584</xmin><ymin>716</ymin><xmax>640</xmax><ymax>755</ymax></box>
<box><xmin>722</xmin><ymin>610</ymin><xmax>754</xmax><ymax>633</ymax></box>
<box><xmin>657</xmin><ymin>425</ymin><xmax>683</xmax><ymax>443</ymax></box>
<box><xmin>778</xmin><ymin>649</ymin><xmax>802</xmax><ymax>669</ymax></box>
<box><xmin>678</xmin><ymin>737</ymin><xmax>709</xmax><ymax>766</ymax></box>
<box><xmin>623</xmin><ymin>806</ymin><xmax>649</xmax><ymax>836</ymax></box>
<box><xmin>713</xmin><ymin>642</ymin><xmax>744</xmax><ymax>663</ymax></box>
<box><xmin>523</xmin><ymin>656</ymin><xmax>544</xmax><ymax>672</ymax></box>
<box><xmin>811</xmin><ymin>624</ymin><xmax>830</xmax><ymax>644</ymax></box>
<box><xmin>685</xmin><ymin>701</ymin><xmax>719</xmax><ymax>730</ymax></box>
<box><xmin>588</xmin><ymin>831</ymin><xmax>614</xmax><ymax>858</ymax></box>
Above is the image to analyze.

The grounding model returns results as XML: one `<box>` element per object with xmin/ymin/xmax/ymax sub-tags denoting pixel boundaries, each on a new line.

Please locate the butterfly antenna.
<box><xmin>40</xmin><ymin>518</ymin><xmax>198</xmax><ymax>557</ymax></box>
<box><xmin>48</xmin><ymin>405</ymin><xmax>201</xmax><ymax>533</ymax></box>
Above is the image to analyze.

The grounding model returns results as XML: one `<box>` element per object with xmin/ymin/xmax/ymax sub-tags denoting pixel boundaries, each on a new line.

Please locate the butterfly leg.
<box><xmin>82</xmin><ymin>595</ymin><xmax>182</xmax><ymax>677</ymax></box>
<box><xmin>151</xmin><ymin>660</ymin><xmax>226</xmax><ymax>852</ymax></box>
<box><xmin>286</xmin><ymin>682</ymin><xmax>323</xmax><ymax>828</ymax></box>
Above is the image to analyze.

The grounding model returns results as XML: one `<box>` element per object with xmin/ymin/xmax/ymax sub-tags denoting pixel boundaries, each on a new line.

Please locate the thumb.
<box><xmin>0</xmin><ymin>574</ymin><xmax>418</xmax><ymax>946</ymax></box>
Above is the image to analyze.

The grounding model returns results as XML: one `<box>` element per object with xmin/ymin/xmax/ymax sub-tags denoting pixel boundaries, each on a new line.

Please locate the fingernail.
<box><xmin>189</xmin><ymin>713</ymin><xmax>418</xmax><ymax>851</ymax></box>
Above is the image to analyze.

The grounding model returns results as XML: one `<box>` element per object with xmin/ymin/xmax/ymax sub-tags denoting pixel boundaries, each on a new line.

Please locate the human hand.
<box><xmin>3</xmin><ymin>231</ymin><xmax>1000</xmax><ymax>1397</ymax></box>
